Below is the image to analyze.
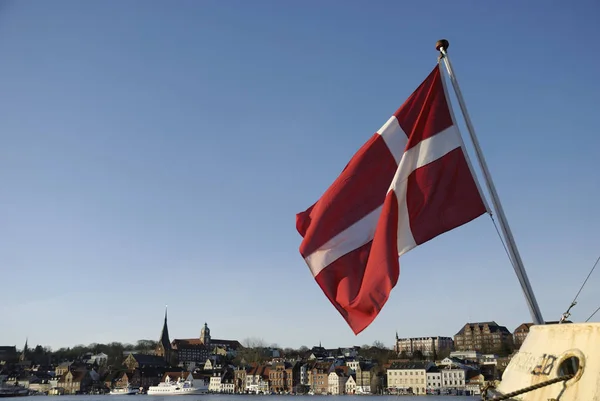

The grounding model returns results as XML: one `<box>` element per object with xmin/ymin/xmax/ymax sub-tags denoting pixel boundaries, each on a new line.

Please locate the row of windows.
<box><xmin>388</xmin><ymin>371</ymin><xmax>424</xmax><ymax>375</ymax></box>
<box><xmin>390</xmin><ymin>378</ymin><xmax>425</xmax><ymax>384</ymax></box>
<box><xmin>444</xmin><ymin>380</ymin><xmax>464</xmax><ymax>386</ymax></box>
<box><xmin>442</xmin><ymin>372</ymin><xmax>463</xmax><ymax>378</ymax></box>
<box><xmin>389</xmin><ymin>379</ymin><xmax>464</xmax><ymax>388</ymax></box>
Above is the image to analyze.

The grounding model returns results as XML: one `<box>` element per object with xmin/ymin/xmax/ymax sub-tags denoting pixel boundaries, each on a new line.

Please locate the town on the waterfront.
<box><xmin>0</xmin><ymin>310</ymin><xmax>564</xmax><ymax>397</ymax></box>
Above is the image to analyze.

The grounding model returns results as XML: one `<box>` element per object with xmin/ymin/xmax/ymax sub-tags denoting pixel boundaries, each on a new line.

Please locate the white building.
<box><xmin>346</xmin><ymin>361</ymin><xmax>360</xmax><ymax>373</ymax></box>
<box><xmin>208</xmin><ymin>375</ymin><xmax>221</xmax><ymax>392</ymax></box>
<box><xmin>245</xmin><ymin>373</ymin><xmax>259</xmax><ymax>394</ymax></box>
<box><xmin>386</xmin><ymin>362</ymin><xmax>433</xmax><ymax>395</ymax></box>
<box><xmin>328</xmin><ymin>371</ymin><xmax>348</xmax><ymax>395</ymax></box>
<box><xmin>345</xmin><ymin>375</ymin><xmax>356</xmax><ymax>394</ymax></box>
<box><xmin>220</xmin><ymin>381</ymin><xmax>234</xmax><ymax>393</ymax></box>
<box><xmin>300</xmin><ymin>364</ymin><xmax>309</xmax><ymax>385</ymax></box>
<box><xmin>441</xmin><ymin>366</ymin><xmax>466</xmax><ymax>390</ymax></box>
<box><xmin>208</xmin><ymin>371</ymin><xmax>234</xmax><ymax>393</ymax></box>
<box><xmin>425</xmin><ymin>366</ymin><xmax>442</xmax><ymax>393</ymax></box>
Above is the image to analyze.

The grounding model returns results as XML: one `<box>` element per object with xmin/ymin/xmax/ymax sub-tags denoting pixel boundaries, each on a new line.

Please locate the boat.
<box><xmin>147</xmin><ymin>377</ymin><xmax>206</xmax><ymax>396</ymax></box>
<box><xmin>0</xmin><ymin>386</ymin><xmax>29</xmax><ymax>398</ymax></box>
<box><xmin>109</xmin><ymin>385</ymin><xmax>139</xmax><ymax>395</ymax></box>
<box><xmin>295</xmin><ymin>39</ymin><xmax>598</xmax><ymax>401</ymax></box>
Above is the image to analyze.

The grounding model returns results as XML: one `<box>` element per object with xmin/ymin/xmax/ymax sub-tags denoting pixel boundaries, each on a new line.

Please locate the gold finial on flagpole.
<box><xmin>435</xmin><ymin>39</ymin><xmax>449</xmax><ymax>52</ymax></box>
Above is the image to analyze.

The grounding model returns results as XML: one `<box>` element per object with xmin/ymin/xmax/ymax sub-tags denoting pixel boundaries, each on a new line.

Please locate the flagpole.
<box><xmin>435</xmin><ymin>39</ymin><xmax>545</xmax><ymax>325</ymax></box>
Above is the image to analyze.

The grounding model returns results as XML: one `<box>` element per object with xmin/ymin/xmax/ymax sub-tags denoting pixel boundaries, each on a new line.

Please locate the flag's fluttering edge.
<box><xmin>296</xmin><ymin>65</ymin><xmax>488</xmax><ymax>335</ymax></box>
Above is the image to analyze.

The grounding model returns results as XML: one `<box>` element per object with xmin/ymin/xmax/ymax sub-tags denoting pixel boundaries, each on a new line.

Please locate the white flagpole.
<box><xmin>435</xmin><ymin>39</ymin><xmax>545</xmax><ymax>325</ymax></box>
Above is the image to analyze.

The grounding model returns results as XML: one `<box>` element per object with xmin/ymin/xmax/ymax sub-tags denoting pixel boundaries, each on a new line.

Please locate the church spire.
<box><xmin>155</xmin><ymin>305</ymin><xmax>172</xmax><ymax>364</ymax></box>
<box><xmin>160</xmin><ymin>305</ymin><xmax>170</xmax><ymax>347</ymax></box>
<box><xmin>19</xmin><ymin>338</ymin><xmax>28</xmax><ymax>362</ymax></box>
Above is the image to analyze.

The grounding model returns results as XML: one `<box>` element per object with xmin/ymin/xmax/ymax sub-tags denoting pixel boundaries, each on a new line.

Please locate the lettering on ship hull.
<box><xmin>530</xmin><ymin>353</ymin><xmax>558</xmax><ymax>376</ymax></box>
<box><xmin>507</xmin><ymin>351</ymin><xmax>559</xmax><ymax>377</ymax></box>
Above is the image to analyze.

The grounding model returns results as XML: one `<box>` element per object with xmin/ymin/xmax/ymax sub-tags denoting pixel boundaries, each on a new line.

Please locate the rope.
<box><xmin>481</xmin><ymin>374</ymin><xmax>574</xmax><ymax>401</ymax></box>
<box><xmin>571</xmin><ymin>255</ymin><xmax>599</xmax><ymax>304</ymax></box>
<box><xmin>585</xmin><ymin>305</ymin><xmax>600</xmax><ymax>322</ymax></box>
<box><xmin>560</xmin><ymin>255</ymin><xmax>600</xmax><ymax>322</ymax></box>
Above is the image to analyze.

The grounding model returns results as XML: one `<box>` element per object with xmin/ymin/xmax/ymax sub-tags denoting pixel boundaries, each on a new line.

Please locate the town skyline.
<box><xmin>1</xmin><ymin>319</ymin><xmax>539</xmax><ymax>395</ymax></box>
<box><xmin>3</xmin><ymin>316</ymin><xmax>546</xmax><ymax>356</ymax></box>
<box><xmin>0</xmin><ymin>321</ymin><xmax>525</xmax><ymax>352</ymax></box>
<box><xmin>1</xmin><ymin>1</ymin><xmax>598</xmax><ymax>351</ymax></box>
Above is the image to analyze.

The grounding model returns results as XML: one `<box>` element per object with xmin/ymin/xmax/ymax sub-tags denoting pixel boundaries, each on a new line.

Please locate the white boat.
<box><xmin>147</xmin><ymin>377</ymin><xmax>206</xmax><ymax>396</ymax></box>
<box><xmin>109</xmin><ymin>385</ymin><xmax>138</xmax><ymax>395</ymax></box>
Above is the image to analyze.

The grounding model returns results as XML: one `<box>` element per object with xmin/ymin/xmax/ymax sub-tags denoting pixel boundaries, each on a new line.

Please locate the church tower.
<box><xmin>155</xmin><ymin>306</ymin><xmax>172</xmax><ymax>365</ymax></box>
<box><xmin>200</xmin><ymin>322</ymin><xmax>211</xmax><ymax>345</ymax></box>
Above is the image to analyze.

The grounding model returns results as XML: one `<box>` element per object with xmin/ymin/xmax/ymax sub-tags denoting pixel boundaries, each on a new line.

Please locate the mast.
<box><xmin>435</xmin><ymin>39</ymin><xmax>545</xmax><ymax>325</ymax></box>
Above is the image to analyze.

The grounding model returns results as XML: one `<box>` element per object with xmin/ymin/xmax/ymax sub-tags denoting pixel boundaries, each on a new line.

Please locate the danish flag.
<box><xmin>296</xmin><ymin>65</ymin><xmax>488</xmax><ymax>334</ymax></box>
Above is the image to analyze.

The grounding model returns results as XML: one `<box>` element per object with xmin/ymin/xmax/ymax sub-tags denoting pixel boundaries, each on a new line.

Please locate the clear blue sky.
<box><xmin>1</xmin><ymin>0</ymin><xmax>599</xmax><ymax>351</ymax></box>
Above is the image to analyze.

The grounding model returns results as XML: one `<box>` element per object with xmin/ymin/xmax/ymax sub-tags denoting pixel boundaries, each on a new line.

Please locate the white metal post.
<box><xmin>435</xmin><ymin>39</ymin><xmax>545</xmax><ymax>325</ymax></box>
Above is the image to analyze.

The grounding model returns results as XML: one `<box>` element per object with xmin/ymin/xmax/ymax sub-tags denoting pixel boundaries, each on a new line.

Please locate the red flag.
<box><xmin>296</xmin><ymin>65</ymin><xmax>488</xmax><ymax>334</ymax></box>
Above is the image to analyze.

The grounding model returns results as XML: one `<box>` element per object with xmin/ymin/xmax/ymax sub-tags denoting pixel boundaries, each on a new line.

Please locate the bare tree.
<box><xmin>238</xmin><ymin>338</ymin><xmax>269</xmax><ymax>364</ymax></box>
<box><xmin>136</xmin><ymin>340</ymin><xmax>158</xmax><ymax>353</ymax></box>
<box><xmin>242</xmin><ymin>337</ymin><xmax>267</xmax><ymax>348</ymax></box>
<box><xmin>298</xmin><ymin>346</ymin><xmax>309</xmax><ymax>358</ymax></box>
